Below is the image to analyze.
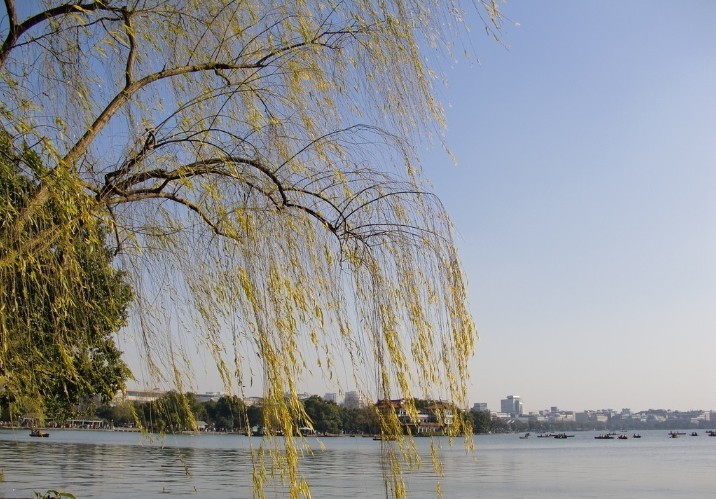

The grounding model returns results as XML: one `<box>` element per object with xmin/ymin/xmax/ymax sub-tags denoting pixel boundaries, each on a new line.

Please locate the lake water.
<box><xmin>1</xmin><ymin>429</ymin><xmax>714</xmax><ymax>498</ymax></box>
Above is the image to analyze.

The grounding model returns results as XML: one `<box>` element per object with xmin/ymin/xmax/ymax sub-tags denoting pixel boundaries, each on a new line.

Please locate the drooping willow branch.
<box><xmin>0</xmin><ymin>1</ymin><xmax>119</xmax><ymax>68</ymax></box>
<box><xmin>94</xmin><ymin>149</ymin><xmax>441</xmax><ymax>247</ymax></box>
<box><xmin>60</xmin><ymin>21</ymin><xmax>369</xmax><ymax>170</ymax></box>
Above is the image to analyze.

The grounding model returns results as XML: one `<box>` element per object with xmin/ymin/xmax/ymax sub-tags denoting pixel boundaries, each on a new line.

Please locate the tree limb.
<box><xmin>121</xmin><ymin>7</ymin><xmax>136</xmax><ymax>89</ymax></box>
<box><xmin>109</xmin><ymin>191</ymin><xmax>236</xmax><ymax>241</ymax></box>
<box><xmin>97</xmin><ymin>155</ymin><xmax>343</xmax><ymax>238</ymax></box>
<box><xmin>0</xmin><ymin>1</ymin><xmax>118</xmax><ymax>68</ymax></box>
<box><xmin>60</xmin><ymin>25</ymin><xmax>364</xmax><ymax>170</ymax></box>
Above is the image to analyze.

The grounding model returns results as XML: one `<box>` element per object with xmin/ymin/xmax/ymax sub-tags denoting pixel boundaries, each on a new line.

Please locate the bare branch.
<box><xmin>110</xmin><ymin>191</ymin><xmax>236</xmax><ymax>240</ymax></box>
<box><xmin>1</xmin><ymin>1</ymin><xmax>118</xmax><ymax>68</ymax></box>
<box><xmin>2</xmin><ymin>1</ymin><xmax>18</xmax><ymax>66</ymax></box>
<box><xmin>121</xmin><ymin>7</ymin><xmax>136</xmax><ymax>88</ymax></box>
<box><xmin>60</xmin><ymin>24</ymin><xmax>366</xmax><ymax>170</ymax></box>
<box><xmin>97</xmin><ymin>152</ymin><xmax>345</xmax><ymax>238</ymax></box>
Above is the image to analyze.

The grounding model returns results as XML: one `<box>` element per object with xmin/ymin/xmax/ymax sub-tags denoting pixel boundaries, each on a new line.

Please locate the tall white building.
<box><xmin>323</xmin><ymin>392</ymin><xmax>337</xmax><ymax>403</ymax></box>
<box><xmin>500</xmin><ymin>395</ymin><xmax>524</xmax><ymax>417</ymax></box>
<box><xmin>343</xmin><ymin>391</ymin><xmax>364</xmax><ymax>409</ymax></box>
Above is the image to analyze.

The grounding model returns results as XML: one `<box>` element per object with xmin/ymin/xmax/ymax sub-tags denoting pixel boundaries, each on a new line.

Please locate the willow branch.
<box><xmin>0</xmin><ymin>1</ymin><xmax>117</xmax><ymax>68</ymax></box>
<box><xmin>98</xmin><ymin>155</ymin><xmax>343</xmax><ymax>238</ymax></box>
<box><xmin>110</xmin><ymin>191</ymin><xmax>235</xmax><ymax>240</ymax></box>
<box><xmin>121</xmin><ymin>7</ymin><xmax>135</xmax><ymax>88</ymax></box>
<box><xmin>60</xmin><ymin>26</ymin><xmax>363</xmax><ymax>170</ymax></box>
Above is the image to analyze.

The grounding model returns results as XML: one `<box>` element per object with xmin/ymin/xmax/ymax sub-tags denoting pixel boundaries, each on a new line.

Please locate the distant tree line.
<box><xmin>93</xmin><ymin>393</ymin><xmax>382</xmax><ymax>435</ymax></box>
<box><xmin>93</xmin><ymin>393</ymin><xmax>496</xmax><ymax>435</ymax></box>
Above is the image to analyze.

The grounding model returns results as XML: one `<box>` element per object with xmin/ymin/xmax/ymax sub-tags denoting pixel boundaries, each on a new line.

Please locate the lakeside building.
<box><xmin>549</xmin><ymin>411</ymin><xmax>575</xmax><ymax>423</ymax></box>
<box><xmin>568</xmin><ymin>408</ymin><xmax>714</xmax><ymax>428</ymax></box>
<box><xmin>323</xmin><ymin>393</ymin><xmax>337</xmax><ymax>403</ymax></box>
<box><xmin>117</xmin><ymin>389</ymin><xmax>225</xmax><ymax>405</ymax></box>
<box><xmin>375</xmin><ymin>399</ymin><xmax>454</xmax><ymax>434</ymax></box>
<box><xmin>500</xmin><ymin>395</ymin><xmax>524</xmax><ymax>417</ymax></box>
<box><xmin>121</xmin><ymin>389</ymin><xmax>166</xmax><ymax>403</ymax></box>
<box><xmin>195</xmin><ymin>392</ymin><xmax>225</xmax><ymax>403</ymax></box>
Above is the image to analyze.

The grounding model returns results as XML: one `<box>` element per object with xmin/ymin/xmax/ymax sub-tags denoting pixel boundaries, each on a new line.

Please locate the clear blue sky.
<box><xmin>423</xmin><ymin>0</ymin><xmax>716</xmax><ymax>412</ymax></box>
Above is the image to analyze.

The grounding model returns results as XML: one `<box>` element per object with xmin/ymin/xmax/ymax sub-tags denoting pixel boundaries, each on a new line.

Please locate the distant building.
<box><xmin>195</xmin><ymin>392</ymin><xmax>224</xmax><ymax>403</ymax></box>
<box><xmin>527</xmin><ymin>413</ymin><xmax>547</xmax><ymax>423</ymax></box>
<box><xmin>343</xmin><ymin>391</ymin><xmax>364</xmax><ymax>409</ymax></box>
<box><xmin>543</xmin><ymin>407</ymin><xmax>574</xmax><ymax>422</ymax></box>
<box><xmin>472</xmin><ymin>402</ymin><xmax>489</xmax><ymax>413</ymax></box>
<box><xmin>500</xmin><ymin>395</ymin><xmax>524</xmax><ymax>417</ymax></box>
<box><xmin>577</xmin><ymin>410</ymin><xmax>610</xmax><ymax>424</ymax></box>
<box><xmin>575</xmin><ymin>411</ymin><xmax>592</xmax><ymax>424</ymax></box>
<box><xmin>121</xmin><ymin>388</ymin><xmax>166</xmax><ymax>403</ymax></box>
<box><xmin>323</xmin><ymin>393</ymin><xmax>337</xmax><ymax>403</ymax></box>
<box><xmin>375</xmin><ymin>399</ymin><xmax>454</xmax><ymax>434</ymax></box>
<box><xmin>244</xmin><ymin>396</ymin><xmax>263</xmax><ymax>407</ymax></box>
<box><xmin>691</xmin><ymin>411</ymin><xmax>710</xmax><ymax>424</ymax></box>
<box><xmin>492</xmin><ymin>412</ymin><xmax>512</xmax><ymax>420</ymax></box>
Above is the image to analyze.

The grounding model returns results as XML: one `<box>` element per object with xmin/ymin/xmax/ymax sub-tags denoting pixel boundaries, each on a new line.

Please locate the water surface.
<box><xmin>1</xmin><ymin>429</ymin><xmax>713</xmax><ymax>498</ymax></box>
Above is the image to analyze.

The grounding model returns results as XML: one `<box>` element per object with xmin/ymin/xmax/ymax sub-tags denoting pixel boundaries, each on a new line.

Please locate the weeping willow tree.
<box><xmin>0</xmin><ymin>0</ymin><xmax>501</xmax><ymax>496</ymax></box>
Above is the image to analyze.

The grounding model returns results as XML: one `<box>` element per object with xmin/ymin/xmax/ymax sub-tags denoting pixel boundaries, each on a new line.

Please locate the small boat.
<box><xmin>690</xmin><ymin>432</ymin><xmax>698</xmax><ymax>437</ymax></box>
<box><xmin>373</xmin><ymin>434</ymin><xmax>397</xmax><ymax>441</ymax></box>
<box><xmin>29</xmin><ymin>429</ymin><xmax>49</xmax><ymax>438</ymax></box>
<box><xmin>519</xmin><ymin>432</ymin><xmax>530</xmax><ymax>439</ymax></box>
<box><xmin>617</xmin><ymin>435</ymin><xmax>628</xmax><ymax>440</ymax></box>
<box><xmin>594</xmin><ymin>434</ymin><xmax>614</xmax><ymax>439</ymax></box>
<box><xmin>632</xmin><ymin>433</ymin><xmax>642</xmax><ymax>439</ymax></box>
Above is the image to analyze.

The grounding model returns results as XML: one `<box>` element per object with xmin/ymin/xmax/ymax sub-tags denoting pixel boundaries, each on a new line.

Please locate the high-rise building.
<box><xmin>343</xmin><ymin>391</ymin><xmax>364</xmax><ymax>409</ymax></box>
<box><xmin>323</xmin><ymin>392</ymin><xmax>337</xmax><ymax>403</ymax></box>
<box><xmin>500</xmin><ymin>395</ymin><xmax>524</xmax><ymax>417</ymax></box>
<box><xmin>472</xmin><ymin>402</ymin><xmax>489</xmax><ymax>413</ymax></box>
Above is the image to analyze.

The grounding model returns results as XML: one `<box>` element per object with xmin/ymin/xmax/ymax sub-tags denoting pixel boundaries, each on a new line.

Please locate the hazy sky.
<box><xmin>422</xmin><ymin>0</ymin><xmax>716</xmax><ymax>413</ymax></box>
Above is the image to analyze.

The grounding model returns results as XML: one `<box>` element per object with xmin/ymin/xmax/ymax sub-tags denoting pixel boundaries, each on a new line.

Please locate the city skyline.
<box><xmin>125</xmin><ymin>384</ymin><xmax>716</xmax><ymax>415</ymax></box>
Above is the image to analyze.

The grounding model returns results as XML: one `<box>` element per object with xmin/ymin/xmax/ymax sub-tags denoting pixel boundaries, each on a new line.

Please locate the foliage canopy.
<box><xmin>0</xmin><ymin>0</ymin><xmax>500</xmax><ymax>496</ymax></box>
<box><xmin>0</xmin><ymin>134</ymin><xmax>132</xmax><ymax>419</ymax></box>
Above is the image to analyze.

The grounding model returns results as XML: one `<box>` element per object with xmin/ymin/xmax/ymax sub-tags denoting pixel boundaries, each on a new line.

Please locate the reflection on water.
<box><xmin>1</xmin><ymin>430</ymin><xmax>714</xmax><ymax>498</ymax></box>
